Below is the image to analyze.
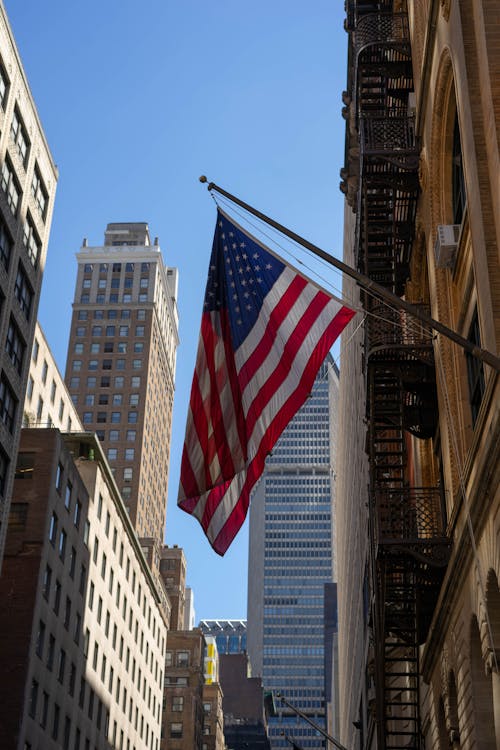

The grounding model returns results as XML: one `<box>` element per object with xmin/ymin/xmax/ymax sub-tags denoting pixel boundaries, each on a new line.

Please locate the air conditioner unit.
<box><xmin>434</xmin><ymin>224</ymin><xmax>460</xmax><ymax>268</ymax></box>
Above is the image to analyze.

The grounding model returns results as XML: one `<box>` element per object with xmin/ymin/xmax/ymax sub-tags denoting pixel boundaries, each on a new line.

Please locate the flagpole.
<box><xmin>200</xmin><ymin>177</ymin><xmax>500</xmax><ymax>373</ymax></box>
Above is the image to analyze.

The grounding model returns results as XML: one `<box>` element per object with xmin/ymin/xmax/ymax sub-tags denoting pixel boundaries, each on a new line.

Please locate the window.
<box><xmin>85</xmin><ymin>394</ymin><xmax>95</xmax><ymax>406</ymax></box>
<box><xmin>75</xmin><ymin>326</ymin><xmax>86</xmax><ymax>337</ymax></box>
<box><xmin>172</xmin><ymin>696</ymin><xmax>184</xmax><ymax>711</ymax></box>
<box><xmin>31</xmin><ymin>164</ymin><xmax>48</xmax><ymax>221</ymax></box>
<box><xmin>128</xmin><ymin>411</ymin><xmax>138</xmax><ymax>424</ymax></box>
<box><xmin>0</xmin><ymin>60</ymin><xmax>9</xmax><ymax>110</ymax></box>
<box><xmin>92</xmin><ymin>325</ymin><xmax>102</xmax><ymax>336</ymax></box>
<box><xmin>87</xmin><ymin>376</ymin><xmax>96</xmax><ymax>388</ymax></box>
<box><xmin>69</xmin><ymin>376</ymin><xmax>80</xmax><ymax>389</ymax></box>
<box><xmin>72</xmin><ymin>360</ymin><xmax>82</xmax><ymax>372</ymax></box>
<box><xmin>137</xmin><ymin>309</ymin><xmax>146</xmax><ymax>321</ymax></box>
<box><xmin>1</xmin><ymin>156</ymin><xmax>21</xmax><ymax>215</ymax></box>
<box><xmin>90</xmin><ymin>343</ymin><xmax>100</xmax><ymax>354</ymax></box>
<box><xmin>74</xmin><ymin>500</ymin><xmax>82</xmax><ymax>528</ymax></box>
<box><xmin>466</xmin><ymin>309</ymin><xmax>485</xmax><ymax>426</ymax></box>
<box><xmin>0</xmin><ymin>375</ymin><xmax>17</xmax><ymax>432</ymax></box>
<box><xmin>123</xmin><ymin>294</ymin><xmax>131</xmax><ymax>303</ymax></box>
<box><xmin>113</xmin><ymin>394</ymin><xmax>123</xmax><ymax>405</ymax></box>
<box><xmin>47</xmin><ymin>633</ymin><xmax>55</xmax><ymax>670</ymax></box>
<box><xmin>126</xmin><ymin>430</ymin><xmax>136</xmax><ymax>441</ymax></box>
<box><xmin>108</xmin><ymin>448</ymin><xmax>117</xmax><ymax>461</ymax></box>
<box><xmin>139</xmin><ymin>293</ymin><xmax>147</xmax><ymax>302</ymax></box>
<box><xmin>119</xmin><ymin>326</ymin><xmax>128</xmax><ymax>337</ymax></box>
<box><xmin>49</xmin><ymin>512</ymin><xmax>58</xmax><ymax>544</ymax></box>
<box><xmin>23</xmin><ymin>213</ymin><xmax>40</xmax><ymax>267</ymax></box>
<box><xmin>52</xmin><ymin>703</ymin><xmax>60</xmax><ymax>741</ymax></box>
<box><xmin>106</xmin><ymin>325</ymin><xmax>115</xmax><ymax>336</ymax></box>
<box><xmin>11</xmin><ymin>105</ymin><xmax>30</xmax><ymax>166</ymax></box>
<box><xmin>117</xmin><ymin>342</ymin><xmax>127</xmax><ymax>353</ymax></box>
<box><xmin>112</xmin><ymin>263</ymin><xmax>121</xmax><ymax>272</ymax></box>
<box><xmin>104</xmin><ymin>341</ymin><xmax>114</xmax><ymax>353</ymax></box>
<box><xmin>176</xmin><ymin>651</ymin><xmax>189</xmax><ymax>667</ymax></box>
<box><xmin>82</xmin><ymin>412</ymin><xmax>92</xmax><ymax>424</ymax></box>
<box><xmin>114</xmin><ymin>376</ymin><xmax>124</xmax><ymax>388</ymax></box>
<box><xmin>125</xmin><ymin>448</ymin><xmax>134</xmax><ymax>461</ymax></box>
<box><xmin>94</xmin><ymin>309</ymin><xmax>104</xmax><ymax>319</ymax></box>
<box><xmin>170</xmin><ymin>723</ymin><xmax>183</xmax><ymax>739</ymax></box>
<box><xmin>5</xmin><ymin>317</ymin><xmax>25</xmax><ymax>373</ymax></box>
<box><xmin>134</xmin><ymin>342</ymin><xmax>143</xmax><ymax>352</ymax></box>
<box><xmin>116</xmin><ymin>359</ymin><xmax>125</xmax><ymax>370</ymax></box>
<box><xmin>96</xmin><ymin>293</ymin><xmax>105</xmax><ymax>303</ymax></box>
<box><xmin>132</xmin><ymin>359</ymin><xmax>142</xmax><ymax>369</ymax></box>
<box><xmin>57</xmin><ymin>648</ymin><xmax>66</xmax><ymax>683</ymax></box>
<box><xmin>42</xmin><ymin>565</ymin><xmax>52</xmax><ymax>599</ymax></box>
<box><xmin>111</xmin><ymin>412</ymin><xmax>121</xmax><ymax>423</ymax></box>
<box><xmin>40</xmin><ymin>691</ymin><xmax>49</xmax><ymax>728</ymax></box>
<box><xmin>14</xmin><ymin>263</ymin><xmax>33</xmax><ymax>319</ymax></box>
<box><xmin>124</xmin><ymin>277</ymin><xmax>133</xmax><ymax>289</ymax></box>
<box><xmin>131</xmin><ymin>376</ymin><xmax>140</xmax><ymax>388</ymax></box>
<box><xmin>102</xmin><ymin>359</ymin><xmax>112</xmax><ymax>370</ymax></box>
<box><xmin>109</xmin><ymin>429</ymin><xmax>119</xmax><ymax>441</ymax></box>
<box><xmin>121</xmin><ymin>309</ymin><xmax>131</xmax><ymax>319</ymax></box>
<box><xmin>88</xmin><ymin>360</ymin><xmax>98</xmax><ymax>370</ymax></box>
<box><xmin>84</xmin><ymin>263</ymin><xmax>92</xmax><ymax>273</ymax></box>
<box><xmin>101</xmin><ymin>376</ymin><xmax>110</xmax><ymax>387</ymax></box>
<box><xmin>59</xmin><ymin>528</ymin><xmax>67</xmax><ymax>560</ymax></box>
<box><xmin>64</xmin><ymin>481</ymin><xmax>72</xmax><ymax>510</ymax></box>
<box><xmin>0</xmin><ymin>217</ymin><xmax>13</xmax><ymax>271</ymax></box>
<box><xmin>82</xmin><ymin>279</ymin><xmax>91</xmax><ymax>289</ymax></box>
<box><xmin>140</xmin><ymin>278</ymin><xmax>148</xmax><ymax>289</ymax></box>
<box><xmin>36</xmin><ymin>395</ymin><xmax>43</xmax><ymax>420</ymax></box>
<box><xmin>123</xmin><ymin>467</ymin><xmax>132</xmax><ymax>482</ymax></box>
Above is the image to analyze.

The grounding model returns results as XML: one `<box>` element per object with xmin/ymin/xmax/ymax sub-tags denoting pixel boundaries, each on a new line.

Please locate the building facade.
<box><xmin>219</xmin><ymin>653</ymin><xmax>271</xmax><ymax>750</ymax></box>
<box><xmin>247</xmin><ymin>355</ymin><xmax>340</xmax><ymax>750</ymax></box>
<box><xmin>162</xmin><ymin>629</ymin><xmax>206</xmax><ymax>750</ymax></box>
<box><xmin>0</xmin><ymin>1</ymin><xmax>58</xmax><ymax>567</ymax></box>
<box><xmin>0</xmin><ymin>428</ymin><xmax>167</xmax><ymax>750</ymax></box>
<box><xmin>64</xmin><ymin>222</ymin><xmax>179</xmax><ymax>543</ymax></box>
<box><xmin>337</xmin><ymin>1</ymin><xmax>500</xmax><ymax>748</ymax></box>
<box><xmin>23</xmin><ymin>322</ymin><xmax>82</xmax><ymax>432</ymax></box>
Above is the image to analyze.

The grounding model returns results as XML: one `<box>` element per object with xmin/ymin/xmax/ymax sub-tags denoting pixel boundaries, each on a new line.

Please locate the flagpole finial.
<box><xmin>199</xmin><ymin>175</ymin><xmax>208</xmax><ymax>183</ymax></box>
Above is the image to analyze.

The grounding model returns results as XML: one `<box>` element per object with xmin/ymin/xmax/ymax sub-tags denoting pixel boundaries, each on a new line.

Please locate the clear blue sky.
<box><xmin>5</xmin><ymin>1</ymin><xmax>347</xmax><ymax>620</ymax></box>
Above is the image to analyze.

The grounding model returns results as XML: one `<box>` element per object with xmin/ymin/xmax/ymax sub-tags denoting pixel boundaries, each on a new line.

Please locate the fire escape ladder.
<box><xmin>346</xmin><ymin>3</ymin><xmax>452</xmax><ymax>748</ymax></box>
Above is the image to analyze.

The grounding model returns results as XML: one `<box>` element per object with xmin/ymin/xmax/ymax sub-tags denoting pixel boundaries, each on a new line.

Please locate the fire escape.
<box><xmin>342</xmin><ymin>3</ymin><xmax>450</xmax><ymax>748</ymax></box>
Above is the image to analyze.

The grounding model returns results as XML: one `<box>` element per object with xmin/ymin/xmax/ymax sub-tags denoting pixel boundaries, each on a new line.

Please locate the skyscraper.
<box><xmin>65</xmin><ymin>222</ymin><xmax>179</xmax><ymax>543</ymax></box>
<box><xmin>0</xmin><ymin>2</ymin><xmax>58</xmax><ymax>567</ymax></box>
<box><xmin>247</xmin><ymin>355</ymin><xmax>339</xmax><ymax>750</ymax></box>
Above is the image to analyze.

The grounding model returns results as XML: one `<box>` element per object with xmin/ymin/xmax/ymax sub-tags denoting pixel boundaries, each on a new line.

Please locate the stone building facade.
<box><xmin>337</xmin><ymin>1</ymin><xmax>500</xmax><ymax>748</ymax></box>
<box><xmin>0</xmin><ymin>428</ymin><xmax>167</xmax><ymax>750</ymax></box>
<box><xmin>0</xmin><ymin>1</ymin><xmax>58</xmax><ymax>568</ymax></box>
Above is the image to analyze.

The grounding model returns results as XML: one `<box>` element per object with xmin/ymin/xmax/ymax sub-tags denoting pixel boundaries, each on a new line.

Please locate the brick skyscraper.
<box><xmin>65</xmin><ymin>222</ymin><xmax>179</xmax><ymax>542</ymax></box>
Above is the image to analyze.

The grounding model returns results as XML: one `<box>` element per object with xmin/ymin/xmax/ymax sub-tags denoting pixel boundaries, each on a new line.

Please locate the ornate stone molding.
<box><xmin>440</xmin><ymin>0</ymin><xmax>451</xmax><ymax>23</ymax></box>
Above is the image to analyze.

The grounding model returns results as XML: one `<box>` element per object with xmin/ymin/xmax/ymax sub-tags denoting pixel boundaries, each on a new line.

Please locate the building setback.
<box><xmin>0</xmin><ymin>428</ymin><xmax>167</xmax><ymax>750</ymax></box>
<box><xmin>64</xmin><ymin>222</ymin><xmax>179</xmax><ymax>543</ymax></box>
<box><xmin>0</xmin><ymin>2</ymin><xmax>58</xmax><ymax>568</ymax></box>
<box><xmin>247</xmin><ymin>355</ymin><xmax>339</xmax><ymax>750</ymax></box>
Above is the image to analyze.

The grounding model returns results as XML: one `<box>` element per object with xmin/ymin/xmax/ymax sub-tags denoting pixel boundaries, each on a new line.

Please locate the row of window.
<box><xmin>84</xmin><ymin>262</ymin><xmax>150</xmax><ymax>273</ymax></box>
<box><xmin>76</xmin><ymin>324</ymin><xmax>145</xmax><ymax>337</ymax></box>
<box><xmin>72</xmin><ymin>356</ymin><xmax>143</xmax><ymax>371</ymax></box>
<box><xmin>77</xmin><ymin>308</ymin><xmax>147</xmax><ymax>321</ymax></box>
<box><xmin>74</xmin><ymin>341</ymin><xmax>144</xmax><ymax>355</ymax></box>
<box><xmin>81</xmin><ymin>411</ymin><xmax>140</xmax><ymax>425</ymax></box>
<box><xmin>82</xmin><ymin>277</ymin><xmax>149</xmax><ymax>290</ymax></box>
<box><xmin>69</xmin><ymin>374</ymin><xmax>141</xmax><ymax>390</ymax></box>
<box><xmin>80</xmin><ymin>293</ymin><xmax>148</xmax><ymax>304</ymax></box>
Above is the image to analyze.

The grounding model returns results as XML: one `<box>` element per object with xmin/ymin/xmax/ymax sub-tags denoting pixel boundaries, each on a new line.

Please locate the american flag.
<box><xmin>178</xmin><ymin>210</ymin><xmax>355</xmax><ymax>555</ymax></box>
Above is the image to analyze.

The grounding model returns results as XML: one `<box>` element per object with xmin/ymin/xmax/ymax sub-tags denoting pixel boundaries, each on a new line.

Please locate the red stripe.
<box><xmin>237</xmin><ymin>275</ymin><xmax>307</xmax><ymax>391</ymax></box>
<box><xmin>244</xmin><ymin>290</ymin><xmax>332</xmax><ymax>438</ymax></box>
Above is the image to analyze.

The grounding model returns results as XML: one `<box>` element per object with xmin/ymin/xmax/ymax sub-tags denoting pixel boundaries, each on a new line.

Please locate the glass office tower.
<box><xmin>247</xmin><ymin>355</ymin><xmax>339</xmax><ymax>750</ymax></box>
